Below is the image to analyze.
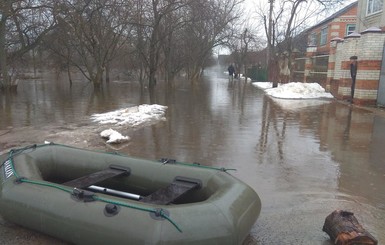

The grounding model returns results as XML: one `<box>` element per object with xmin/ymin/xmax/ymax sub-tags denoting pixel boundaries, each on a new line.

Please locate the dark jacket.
<box><xmin>228</xmin><ymin>65</ymin><xmax>235</xmax><ymax>76</ymax></box>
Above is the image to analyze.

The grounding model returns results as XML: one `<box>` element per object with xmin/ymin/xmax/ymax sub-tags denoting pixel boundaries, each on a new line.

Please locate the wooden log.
<box><xmin>322</xmin><ymin>210</ymin><xmax>378</xmax><ymax>245</ymax></box>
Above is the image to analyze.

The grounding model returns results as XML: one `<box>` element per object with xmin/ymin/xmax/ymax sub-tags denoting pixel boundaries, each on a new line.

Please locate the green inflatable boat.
<box><xmin>0</xmin><ymin>143</ymin><xmax>261</xmax><ymax>245</ymax></box>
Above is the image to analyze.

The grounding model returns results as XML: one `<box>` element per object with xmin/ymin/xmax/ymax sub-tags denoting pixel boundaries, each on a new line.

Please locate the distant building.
<box><xmin>218</xmin><ymin>55</ymin><xmax>232</xmax><ymax>67</ymax></box>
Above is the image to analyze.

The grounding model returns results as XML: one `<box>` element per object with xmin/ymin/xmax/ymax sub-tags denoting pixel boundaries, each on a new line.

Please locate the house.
<box><xmin>327</xmin><ymin>0</ymin><xmax>385</xmax><ymax>106</ymax></box>
<box><xmin>293</xmin><ymin>2</ymin><xmax>358</xmax><ymax>85</ymax></box>
<box><xmin>356</xmin><ymin>0</ymin><xmax>385</xmax><ymax>32</ymax></box>
<box><xmin>296</xmin><ymin>0</ymin><xmax>385</xmax><ymax>106</ymax></box>
<box><xmin>307</xmin><ymin>2</ymin><xmax>358</xmax><ymax>54</ymax></box>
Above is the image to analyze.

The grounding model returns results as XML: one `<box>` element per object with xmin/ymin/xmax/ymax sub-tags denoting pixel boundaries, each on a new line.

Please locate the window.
<box><xmin>320</xmin><ymin>27</ymin><xmax>328</xmax><ymax>46</ymax></box>
<box><xmin>308</xmin><ymin>32</ymin><xmax>317</xmax><ymax>46</ymax></box>
<box><xmin>346</xmin><ymin>24</ymin><xmax>356</xmax><ymax>36</ymax></box>
<box><xmin>367</xmin><ymin>0</ymin><xmax>383</xmax><ymax>15</ymax></box>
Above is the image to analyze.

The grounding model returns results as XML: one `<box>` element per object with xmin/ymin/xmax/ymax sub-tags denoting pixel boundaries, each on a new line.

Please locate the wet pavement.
<box><xmin>1</xmin><ymin>70</ymin><xmax>385</xmax><ymax>244</ymax></box>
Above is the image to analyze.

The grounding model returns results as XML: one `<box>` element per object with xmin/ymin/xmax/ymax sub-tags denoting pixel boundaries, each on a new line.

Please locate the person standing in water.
<box><xmin>349</xmin><ymin>56</ymin><xmax>358</xmax><ymax>103</ymax></box>
<box><xmin>228</xmin><ymin>64</ymin><xmax>235</xmax><ymax>81</ymax></box>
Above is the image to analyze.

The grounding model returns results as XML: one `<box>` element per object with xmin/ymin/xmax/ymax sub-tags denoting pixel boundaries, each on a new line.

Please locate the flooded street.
<box><xmin>1</xmin><ymin>70</ymin><xmax>385</xmax><ymax>244</ymax></box>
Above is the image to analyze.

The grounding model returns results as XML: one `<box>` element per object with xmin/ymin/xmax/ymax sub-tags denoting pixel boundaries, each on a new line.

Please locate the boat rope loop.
<box><xmin>4</xmin><ymin>147</ymin><xmax>183</xmax><ymax>233</ymax></box>
<box><xmin>94</xmin><ymin>196</ymin><xmax>182</xmax><ymax>233</ymax></box>
<box><xmin>18</xmin><ymin>178</ymin><xmax>74</xmax><ymax>194</ymax></box>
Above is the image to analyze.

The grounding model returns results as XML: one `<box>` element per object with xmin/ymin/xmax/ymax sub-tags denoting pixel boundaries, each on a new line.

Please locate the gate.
<box><xmin>378</xmin><ymin>43</ymin><xmax>385</xmax><ymax>106</ymax></box>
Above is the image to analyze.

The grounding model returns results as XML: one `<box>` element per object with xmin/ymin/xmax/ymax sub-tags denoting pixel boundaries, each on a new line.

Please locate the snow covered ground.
<box><xmin>252</xmin><ymin>82</ymin><xmax>334</xmax><ymax>111</ymax></box>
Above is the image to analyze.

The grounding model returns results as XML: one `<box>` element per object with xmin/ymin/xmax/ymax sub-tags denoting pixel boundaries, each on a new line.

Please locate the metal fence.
<box><xmin>293</xmin><ymin>57</ymin><xmax>306</xmax><ymax>81</ymax></box>
<box><xmin>293</xmin><ymin>55</ymin><xmax>329</xmax><ymax>83</ymax></box>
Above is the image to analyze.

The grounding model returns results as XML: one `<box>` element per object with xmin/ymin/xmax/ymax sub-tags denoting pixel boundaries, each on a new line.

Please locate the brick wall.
<box><xmin>308</xmin><ymin>5</ymin><xmax>357</xmax><ymax>54</ymax></box>
<box><xmin>328</xmin><ymin>28</ymin><xmax>385</xmax><ymax>105</ymax></box>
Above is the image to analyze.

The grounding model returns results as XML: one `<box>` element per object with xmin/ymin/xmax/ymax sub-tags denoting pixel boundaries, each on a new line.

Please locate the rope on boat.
<box><xmin>5</xmin><ymin>143</ymin><xmax>236</xmax><ymax>172</ymax></box>
<box><xmin>159</xmin><ymin>158</ymin><xmax>237</xmax><ymax>172</ymax></box>
<box><xmin>18</xmin><ymin>178</ymin><xmax>74</xmax><ymax>194</ymax></box>
<box><xmin>15</xmin><ymin>177</ymin><xmax>183</xmax><ymax>232</ymax></box>
<box><xmin>4</xmin><ymin>146</ymin><xmax>183</xmax><ymax>233</ymax></box>
<box><xmin>93</xmin><ymin>196</ymin><xmax>182</xmax><ymax>233</ymax></box>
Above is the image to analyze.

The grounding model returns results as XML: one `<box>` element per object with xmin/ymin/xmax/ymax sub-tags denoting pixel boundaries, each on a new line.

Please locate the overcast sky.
<box><xmin>216</xmin><ymin>0</ymin><xmax>357</xmax><ymax>55</ymax></box>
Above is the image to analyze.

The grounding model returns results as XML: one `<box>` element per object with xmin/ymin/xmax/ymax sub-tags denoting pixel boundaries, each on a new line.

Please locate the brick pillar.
<box><xmin>353</xmin><ymin>27</ymin><xmax>385</xmax><ymax>105</ymax></box>
<box><xmin>304</xmin><ymin>46</ymin><xmax>317</xmax><ymax>83</ymax></box>
<box><xmin>327</xmin><ymin>37</ymin><xmax>343</xmax><ymax>95</ymax></box>
<box><xmin>338</xmin><ymin>32</ymin><xmax>360</xmax><ymax>101</ymax></box>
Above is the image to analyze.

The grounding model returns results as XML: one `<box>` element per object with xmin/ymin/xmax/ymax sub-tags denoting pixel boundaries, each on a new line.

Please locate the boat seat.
<box><xmin>141</xmin><ymin>176</ymin><xmax>201</xmax><ymax>205</ymax></box>
<box><xmin>63</xmin><ymin>165</ymin><xmax>130</xmax><ymax>189</ymax></box>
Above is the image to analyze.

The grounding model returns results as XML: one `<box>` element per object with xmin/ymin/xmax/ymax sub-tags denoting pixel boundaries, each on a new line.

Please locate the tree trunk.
<box><xmin>0</xmin><ymin>14</ymin><xmax>10</xmax><ymax>89</ymax></box>
<box><xmin>323</xmin><ymin>210</ymin><xmax>378</xmax><ymax>245</ymax></box>
<box><xmin>244</xmin><ymin>62</ymin><xmax>248</xmax><ymax>81</ymax></box>
<box><xmin>149</xmin><ymin>67</ymin><xmax>157</xmax><ymax>89</ymax></box>
<box><xmin>93</xmin><ymin>67</ymin><xmax>104</xmax><ymax>89</ymax></box>
<box><xmin>269</xmin><ymin>59</ymin><xmax>279</xmax><ymax>87</ymax></box>
<box><xmin>188</xmin><ymin>65</ymin><xmax>201</xmax><ymax>82</ymax></box>
<box><xmin>105</xmin><ymin>63</ymin><xmax>110</xmax><ymax>83</ymax></box>
<box><xmin>67</xmin><ymin>64</ymin><xmax>73</xmax><ymax>87</ymax></box>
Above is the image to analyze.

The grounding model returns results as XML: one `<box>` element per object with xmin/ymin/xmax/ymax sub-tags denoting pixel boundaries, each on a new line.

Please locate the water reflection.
<box><xmin>325</xmin><ymin>104</ymin><xmax>385</xmax><ymax>206</ymax></box>
<box><xmin>254</xmin><ymin>94</ymin><xmax>385</xmax><ymax>205</ymax></box>
<box><xmin>0</xmin><ymin>72</ymin><xmax>385</xmax><ymax>244</ymax></box>
<box><xmin>0</xmin><ymin>75</ymin><xmax>145</xmax><ymax>128</ymax></box>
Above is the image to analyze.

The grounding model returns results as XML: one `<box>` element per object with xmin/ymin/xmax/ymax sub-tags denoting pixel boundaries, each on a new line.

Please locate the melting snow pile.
<box><xmin>252</xmin><ymin>82</ymin><xmax>333</xmax><ymax>99</ymax></box>
<box><xmin>252</xmin><ymin>82</ymin><xmax>334</xmax><ymax>111</ymax></box>
<box><xmin>100</xmin><ymin>129</ymin><xmax>130</xmax><ymax>144</ymax></box>
<box><xmin>91</xmin><ymin>104</ymin><xmax>167</xmax><ymax>144</ymax></box>
<box><xmin>252</xmin><ymin>82</ymin><xmax>275</xmax><ymax>90</ymax></box>
<box><xmin>91</xmin><ymin>104</ymin><xmax>167</xmax><ymax>127</ymax></box>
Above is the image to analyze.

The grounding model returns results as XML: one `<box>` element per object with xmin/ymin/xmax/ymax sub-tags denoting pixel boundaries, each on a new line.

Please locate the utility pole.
<box><xmin>267</xmin><ymin>0</ymin><xmax>273</xmax><ymax>63</ymax></box>
<box><xmin>267</xmin><ymin>0</ymin><xmax>278</xmax><ymax>87</ymax></box>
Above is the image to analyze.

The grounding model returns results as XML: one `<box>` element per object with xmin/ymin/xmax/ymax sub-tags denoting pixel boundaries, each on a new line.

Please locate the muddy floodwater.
<box><xmin>1</xmin><ymin>69</ymin><xmax>385</xmax><ymax>244</ymax></box>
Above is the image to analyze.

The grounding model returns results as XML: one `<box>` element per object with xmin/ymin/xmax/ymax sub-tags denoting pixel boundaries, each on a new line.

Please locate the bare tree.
<box><xmin>257</xmin><ymin>0</ymin><xmax>346</xmax><ymax>86</ymax></box>
<box><xmin>0</xmin><ymin>0</ymin><xmax>56</xmax><ymax>90</ymax></box>
<box><xmin>1</xmin><ymin>0</ymin><xmax>247</xmax><ymax>91</ymax></box>
<box><xmin>132</xmin><ymin>0</ymin><xmax>189</xmax><ymax>90</ymax></box>
<box><xmin>183</xmin><ymin>0</ymin><xmax>243</xmax><ymax>81</ymax></box>
<box><xmin>227</xmin><ymin>25</ymin><xmax>261</xmax><ymax>80</ymax></box>
<box><xmin>131</xmin><ymin>0</ymin><xmax>146</xmax><ymax>85</ymax></box>
<box><xmin>160</xmin><ymin>5</ymin><xmax>189</xmax><ymax>84</ymax></box>
<box><xmin>45</xmin><ymin>0</ymin><xmax>133</xmax><ymax>88</ymax></box>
